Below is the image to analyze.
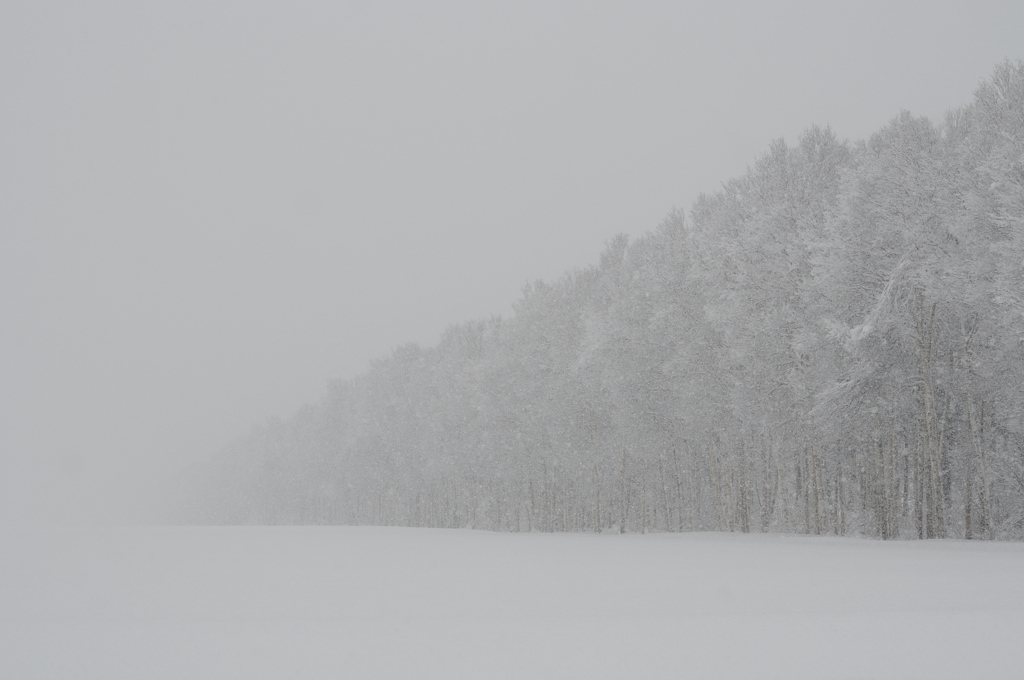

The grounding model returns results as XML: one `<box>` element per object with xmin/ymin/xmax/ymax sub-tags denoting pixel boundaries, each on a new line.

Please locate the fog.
<box><xmin>2</xmin><ymin>1</ymin><xmax>1022</xmax><ymax>525</ymax></box>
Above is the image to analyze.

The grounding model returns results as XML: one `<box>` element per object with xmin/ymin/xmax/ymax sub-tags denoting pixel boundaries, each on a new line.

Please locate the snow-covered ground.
<box><xmin>2</xmin><ymin>527</ymin><xmax>1022</xmax><ymax>679</ymax></box>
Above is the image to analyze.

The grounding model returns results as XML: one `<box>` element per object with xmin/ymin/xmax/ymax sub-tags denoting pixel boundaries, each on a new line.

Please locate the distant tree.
<box><xmin>175</xmin><ymin>62</ymin><xmax>1024</xmax><ymax>541</ymax></box>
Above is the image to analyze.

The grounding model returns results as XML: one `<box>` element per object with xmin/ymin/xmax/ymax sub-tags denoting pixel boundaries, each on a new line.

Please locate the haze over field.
<box><xmin>5</xmin><ymin>6</ymin><xmax>1024</xmax><ymax>678</ymax></box>
<box><xmin>3</xmin><ymin>2</ymin><xmax>1024</xmax><ymax>525</ymax></box>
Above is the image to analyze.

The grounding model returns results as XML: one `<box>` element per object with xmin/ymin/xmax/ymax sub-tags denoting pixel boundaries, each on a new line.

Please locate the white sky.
<box><xmin>2</xmin><ymin>1</ymin><xmax>1023</xmax><ymax>524</ymax></box>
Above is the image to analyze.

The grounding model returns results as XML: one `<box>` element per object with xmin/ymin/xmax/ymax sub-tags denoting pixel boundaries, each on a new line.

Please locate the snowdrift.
<box><xmin>3</xmin><ymin>527</ymin><xmax>1023</xmax><ymax>679</ymax></box>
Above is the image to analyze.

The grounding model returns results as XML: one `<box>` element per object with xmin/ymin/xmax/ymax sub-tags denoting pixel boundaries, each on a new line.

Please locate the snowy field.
<box><xmin>2</xmin><ymin>527</ymin><xmax>1023</xmax><ymax>679</ymax></box>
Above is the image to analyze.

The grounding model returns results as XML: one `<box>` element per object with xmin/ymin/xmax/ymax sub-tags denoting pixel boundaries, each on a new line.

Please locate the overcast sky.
<box><xmin>2</xmin><ymin>1</ymin><xmax>1022</xmax><ymax>524</ymax></box>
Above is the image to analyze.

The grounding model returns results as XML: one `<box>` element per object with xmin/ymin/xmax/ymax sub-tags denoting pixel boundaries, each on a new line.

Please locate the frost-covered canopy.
<box><xmin>176</xmin><ymin>62</ymin><xmax>1024</xmax><ymax>540</ymax></box>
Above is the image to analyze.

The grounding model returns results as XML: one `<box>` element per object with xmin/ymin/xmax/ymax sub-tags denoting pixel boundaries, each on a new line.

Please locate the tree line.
<box><xmin>174</xmin><ymin>61</ymin><xmax>1024</xmax><ymax>539</ymax></box>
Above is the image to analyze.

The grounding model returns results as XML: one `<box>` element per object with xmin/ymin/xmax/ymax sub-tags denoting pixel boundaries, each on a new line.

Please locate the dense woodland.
<box><xmin>178</xmin><ymin>62</ymin><xmax>1024</xmax><ymax>539</ymax></box>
